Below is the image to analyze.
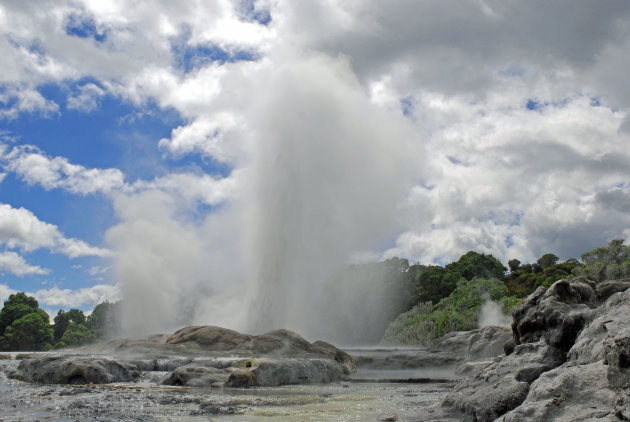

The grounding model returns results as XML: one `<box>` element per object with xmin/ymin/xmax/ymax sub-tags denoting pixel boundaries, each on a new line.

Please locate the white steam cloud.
<box><xmin>478</xmin><ymin>299</ymin><xmax>512</xmax><ymax>328</ymax></box>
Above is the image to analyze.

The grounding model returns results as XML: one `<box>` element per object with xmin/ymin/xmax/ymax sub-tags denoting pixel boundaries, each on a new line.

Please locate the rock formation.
<box><xmin>421</xmin><ymin>277</ymin><xmax>630</xmax><ymax>421</ymax></box>
<box><xmin>9</xmin><ymin>326</ymin><xmax>355</xmax><ymax>388</ymax></box>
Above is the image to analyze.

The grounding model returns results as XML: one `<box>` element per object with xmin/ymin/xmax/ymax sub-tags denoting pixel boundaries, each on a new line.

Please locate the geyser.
<box><xmin>110</xmin><ymin>54</ymin><xmax>420</xmax><ymax>342</ymax></box>
<box><xmin>245</xmin><ymin>55</ymin><xmax>418</xmax><ymax>342</ymax></box>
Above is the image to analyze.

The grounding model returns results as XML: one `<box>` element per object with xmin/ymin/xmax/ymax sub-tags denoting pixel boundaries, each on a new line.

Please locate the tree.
<box><xmin>448</xmin><ymin>251</ymin><xmax>507</xmax><ymax>280</ymax></box>
<box><xmin>537</xmin><ymin>253</ymin><xmax>559</xmax><ymax>269</ymax></box>
<box><xmin>57</xmin><ymin>323</ymin><xmax>96</xmax><ymax>348</ymax></box>
<box><xmin>53</xmin><ymin>310</ymin><xmax>70</xmax><ymax>343</ymax></box>
<box><xmin>577</xmin><ymin>239</ymin><xmax>630</xmax><ymax>282</ymax></box>
<box><xmin>508</xmin><ymin>259</ymin><xmax>521</xmax><ymax>273</ymax></box>
<box><xmin>415</xmin><ymin>252</ymin><xmax>507</xmax><ymax>305</ymax></box>
<box><xmin>0</xmin><ymin>308</ymin><xmax>53</xmax><ymax>351</ymax></box>
<box><xmin>0</xmin><ymin>292</ymin><xmax>40</xmax><ymax>336</ymax></box>
<box><xmin>53</xmin><ymin>308</ymin><xmax>89</xmax><ymax>345</ymax></box>
<box><xmin>67</xmin><ymin>309</ymin><xmax>86</xmax><ymax>325</ymax></box>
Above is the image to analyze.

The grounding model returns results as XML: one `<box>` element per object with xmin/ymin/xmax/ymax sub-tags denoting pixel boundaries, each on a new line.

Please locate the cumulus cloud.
<box><xmin>0</xmin><ymin>283</ymin><xmax>17</xmax><ymax>303</ymax></box>
<box><xmin>66</xmin><ymin>83</ymin><xmax>106</xmax><ymax>112</ymax></box>
<box><xmin>34</xmin><ymin>284</ymin><xmax>120</xmax><ymax>308</ymax></box>
<box><xmin>0</xmin><ymin>143</ymin><xmax>127</xmax><ymax>195</ymax></box>
<box><xmin>0</xmin><ymin>87</ymin><xmax>59</xmax><ymax>120</ymax></box>
<box><xmin>0</xmin><ymin>203</ymin><xmax>112</xmax><ymax>258</ymax></box>
<box><xmin>0</xmin><ymin>251</ymin><xmax>49</xmax><ymax>276</ymax></box>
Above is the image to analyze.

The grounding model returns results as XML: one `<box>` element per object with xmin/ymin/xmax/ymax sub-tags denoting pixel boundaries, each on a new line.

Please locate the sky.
<box><xmin>1</xmin><ymin>0</ymin><xmax>630</xmax><ymax>327</ymax></box>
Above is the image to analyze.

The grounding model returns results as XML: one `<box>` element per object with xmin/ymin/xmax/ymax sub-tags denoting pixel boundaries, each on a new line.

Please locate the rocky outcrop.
<box><xmin>423</xmin><ymin>277</ymin><xmax>630</xmax><ymax>422</ymax></box>
<box><xmin>9</xmin><ymin>326</ymin><xmax>355</xmax><ymax>388</ymax></box>
<box><xmin>429</xmin><ymin>326</ymin><xmax>512</xmax><ymax>361</ymax></box>
<box><xmin>11</xmin><ymin>357</ymin><xmax>140</xmax><ymax>384</ymax></box>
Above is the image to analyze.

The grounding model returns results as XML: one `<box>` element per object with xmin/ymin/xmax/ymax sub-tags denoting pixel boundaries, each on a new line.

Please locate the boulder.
<box><xmin>11</xmin><ymin>356</ymin><xmax>140</xmax><ymax>384</ymax></box>
<box><xmin>439</xmin><ymin>340</ymin><xmax>561</xmax><ymax>422</ymax></box>
<box><xmin>430</xmin><ymin>326</ymin><xmax>512</xmax><ymax>361</ymax></box>
<box><xmin>499</xmin><ymin>361</ymin><xmax>628</xmax><ymax>421</ymax></box>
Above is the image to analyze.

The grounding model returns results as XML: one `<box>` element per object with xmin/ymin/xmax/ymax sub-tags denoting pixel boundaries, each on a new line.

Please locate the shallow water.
<box><xmin>0</xmin><ymin>380</ymin><xmax>453</xmax><ymax>421</ymax></box>
<box><xmin>0</xmin><ymin>350</ymin><xmax>455</xmax><ymax>421</ymax></box>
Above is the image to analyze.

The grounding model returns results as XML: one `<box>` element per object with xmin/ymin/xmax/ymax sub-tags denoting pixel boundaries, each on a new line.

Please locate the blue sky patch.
<box><xmin>65</xmin><ymin>13</ymin><xmax>107</xmax><ymax>42</ymax></box>
<box><xmin>239</xmin><ymin>0</ymin><xmax>272</xmax><ymax>25</ymax></box>
<box><xmin>174</xmin><ymin>43</ymin><xmax>258</xmax><ymax>73</ymax></box>
<box><xmin>526</xmin><ymin>99</ymin><xmax>539</xmax><ymax>110</ymax></box>
<box><xmin>171</xmin><ymin>25</ymin><xmax>259</xmax><ymax>73</ymax></box>
<box><xmin>400</xmin><ymin>96</ymin><xmax>415</xmax><ymax>117</ymax></box>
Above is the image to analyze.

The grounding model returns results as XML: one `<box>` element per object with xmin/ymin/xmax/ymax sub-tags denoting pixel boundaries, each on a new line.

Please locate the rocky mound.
<box><xmin>9</xmin><ymin>326</ymin><xmax>355</xmax><ymax>388</ymax></box>
<box><xmin>422</xmin><ymin>277</ymin><xmax>630</xmax><ymax>421</ymax></box>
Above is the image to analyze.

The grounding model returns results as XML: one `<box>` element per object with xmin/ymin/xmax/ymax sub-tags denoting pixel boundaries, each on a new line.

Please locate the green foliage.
<box><xmin>0</xmin><ymin>292</ymin><xmax>40</xmax><ymax>335</ymax></box>
<box><xmin>573</xmin><ymin>239</ymin><xmax>630</xmax><ymax>282</ymax></box>
<box><xmin>55</xmin><ymin>323</ymin><xmax>96</xmax><ymax>348</ymax></box>
<box><xmin>53</xmin><ymin>310</ymin><xmax>70</xmax><ymax>342</ymax></box>
<box><xmin>504</xmin><ymin>257</ymin><xmax>580</xmax><ymax>297</ymax></box>
<box><xmin>508</xmin><ymin>259</ymin><xmax>521</xmax><ymax>272</ymax></box>
<box><xmin>382</xmin><ymin>278</ymin><xmax>515</xmax><ymax>346</ymax></box>
<box><xmin>53</xmin><ymin>308</ymin><xmax>93</xmax><ymax>349</ymax></box>
<box><xmin>414</xmin><ymin>251</ymin><xmax>506</xmax><ymax>305</ymax></box>
<box><xmin>537</xmin><ymin>253</ymin><xmax>559</xmax><ymax>269</ymax></box>
<box><xmin>0</xmin><ymin>308</ymin><xmax>53</xmax><ymax>351</ymax></box>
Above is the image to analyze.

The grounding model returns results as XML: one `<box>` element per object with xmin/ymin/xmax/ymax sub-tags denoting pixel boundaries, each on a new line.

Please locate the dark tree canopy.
<box><xmin>53</xmin><ymin>310</ymin><xmax>70</xmax><ymax>342</ymax></box>
<box><xmin>0</xmin><ymin>292</ymin><xmax>40</xmax><ymax>336</ymax></box>
<box><xmin>508</xmin><ymin>259</ymin><xmax>521</xmax><ymax>272</ymax></box>
<box><xmin>415</xmin><ymin>251</ymin><xmax>507</xmax><ymax>305</ymax></box>
<box><xmin>0</xmin><ymin>294</ymin><xmax>53</xmax><ymax>351</ymax></box>
<box><xmin>537</xmin><ymin>253</ymin><xmax>559</xmax><ymax>269</ymax></box>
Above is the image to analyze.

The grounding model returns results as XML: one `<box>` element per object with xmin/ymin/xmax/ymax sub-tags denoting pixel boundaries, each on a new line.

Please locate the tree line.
<box><xmin>382</xmin><ymin>239</ymin><xmax>630</xmax><ymax>345</ymax></box>
<box><xmin>0</xmin><ymin>296</ymin><xmax>121</xmax><ymax>352</ymax></box>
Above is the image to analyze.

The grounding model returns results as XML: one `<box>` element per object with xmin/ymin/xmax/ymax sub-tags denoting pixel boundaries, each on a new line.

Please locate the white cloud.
<box><xmin>0</xmin><ymin>143</ymin><xmax>127</xmax><ymax>196</ymax></box>
<box><xmin>158</xmin><ymin>112</ymin><xmax>241</xmax><ymax>162</ymax></box>
<box><xmin>0</xmin><ymin>283</ymin><xmax>17</xmax><ymax>303</ymax></box>
<box><xmin>34</xmin><ymin>283</ymin><xmax>120</xmax><ymax>308</ymax></box>
<box><xmin>0</xmin><ymin>87</ymin><xmax>59</xmax><ymax>120</ymax></box>
<box><xmin>66</xmin><ymin>83</ymin><xmax>105</xmax><ymax>112</ymax></box>
<box><xmin>88</xmin><ymin>265</ymin><xmax>109</xmax><ymax>276</ymax></box>
<box><xmin>0</xmin><ymin>251</ymin><xmax>49</xmax><ymax>276</ymax></box>
<box><xmin>0</xmin><ymin>203</ymin><xmax>112</xmax><ymax>258</ymax></box>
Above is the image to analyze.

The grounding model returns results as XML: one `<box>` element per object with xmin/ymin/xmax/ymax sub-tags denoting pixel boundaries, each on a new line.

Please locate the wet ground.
<box><xmin>0</xmin><ymin>351</ymin><xmax>456</xmax><ymax>421</ymax></box>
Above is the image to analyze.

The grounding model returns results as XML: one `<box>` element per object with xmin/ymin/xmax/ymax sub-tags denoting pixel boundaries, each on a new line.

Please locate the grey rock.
<box><xmin>511</xmin><ymin>280</ymin><xmax>595</xmax><ymax>352</ymax></box>
<box><xmin>159</xmin><ymin>363</ymin><xmax>230</xmax><ymax>387</ymax></box>
<box><xmin>430</xmin><ymin>326</ymin><xmax>512</xmax><ymax>361</ymax></box>
<box><xmin>9</xmin><ymin>326</ymin><xmax>354</xmax><ymax>388</ymax></box>
<box><xmin>596</xmin><ymin>279</ymin><xmax>630</xmax><ymax>301</ymax></box>
<box><xmin>568</xmin><ymin>289</ymin><xmax>630</xmax><ymax>364</ymax></box>
<box><xmin>251</xmin><ymin>358</ymin><xmax>345</xmax><ymax>386</ymax></box>
<box><xmin>499</xmin><ymin>362</ymin><xmax>622</xmax><ymax>422</ymax></box>
<box><xmin>11</xmin><ymin>356</ymin><xmax>140</xmax><ymax>384</ymax></box>
<box><xmin>439</xmin><ymin>340</ymin><xmax>561</xmax><ymax>422</ymax></box>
